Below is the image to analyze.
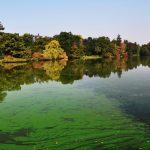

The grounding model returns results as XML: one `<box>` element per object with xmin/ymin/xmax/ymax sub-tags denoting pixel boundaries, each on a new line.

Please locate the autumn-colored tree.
<box><xmin>43</xmin><ymin>40</ymin><xmax>64</xmax><ymax>59</ymax></box>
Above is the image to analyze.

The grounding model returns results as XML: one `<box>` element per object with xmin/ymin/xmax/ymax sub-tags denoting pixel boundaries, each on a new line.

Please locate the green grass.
<box><xmin>81</xmin><ymin>55</ymin><xmax>102</xmax><ymax>60</ymax></box>
<box><xmin>2</xmin><ymin>56</ymin><xmax>28</xmax><ymax>63</ymax></box>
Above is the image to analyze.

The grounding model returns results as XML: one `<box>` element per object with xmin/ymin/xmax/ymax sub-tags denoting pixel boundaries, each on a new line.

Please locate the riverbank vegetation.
<box><xmin>0</xmin><ymin>31</ymin><xmax>150</xmax><ymax>62</ymax></box>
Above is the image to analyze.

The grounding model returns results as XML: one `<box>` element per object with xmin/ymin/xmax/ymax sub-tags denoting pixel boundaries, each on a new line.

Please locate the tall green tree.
<box><xmin>95</xmin><ymin>36</ymin><xmax>112</xmax><ymax>57</ymax></box>
<box><xmin>125</xmin><ymin>40</ymin><xmax>140</xmax><ymax>56</ymax></box>
<box><xmin>140</xmin><ymin>43</ymin><xmax>150</xmax><ymax>56</ymax></box>
<box><xmin>116</xmin><ymin>34</ymin><xmax>122</xmax><ymax>46</ymax></box>
<box><xmin>54</xmin><ymin>32</ymin><xmax>84</xmax><ymax>57</ymax></box>
<box><xmin>83</xmin><ymin>37</ymin><xmax>96</xmax><ymax>55</ymax></box>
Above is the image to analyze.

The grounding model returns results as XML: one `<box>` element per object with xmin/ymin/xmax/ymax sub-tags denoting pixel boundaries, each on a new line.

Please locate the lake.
<box><xmin>0</xmin><ymin>57</ymin><xmax>150</xmax><ymax>150</ymax></box>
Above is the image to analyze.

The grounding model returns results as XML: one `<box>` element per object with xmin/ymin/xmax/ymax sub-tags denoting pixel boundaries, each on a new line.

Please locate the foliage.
<box><xmin>95</xmin><ymin>37</ymin><xmax>112</xmax><ymax>56</ymax></box>
<box><xmin>124</xmin><ymin>40</ymin><xmax>141</xmax><ymax>56</ymax></box>
<box><xmin>116</xmin><ymin>34</ymin><xmax>122</xmax><ymax>46</ymax></box>
<box><xmin>0</xmin><ymin>22</ymin><xmax>5</xmax><ymax>30</ymax></box>
<box><xmin>3</xmin><ymin>55</ymin><xmax>27</xmax><ymax>63</ymax></box>
<box><xmin>43</xmin><ymin>40</ymin><xmax>65</xmax><ymax>59</ymax></box>
<box><xmin>54</xmin><ymin>32</ymin><xmax>85</xmax><ymax>58</ymax></box>
<box><xmin>0</xmin><ymin>32</ymin><xmax>26</xmax><ymax>56</ymax></box>
<box><xmin>140</xmin><ymin>43</ymin><xmax>150</xmax><ymax>56</ymax></box>
<box><xmin>83</xmin><ymin>37</ymin><xmax>96</xmax><ymax>55</ymax></box>
<box><xmin>33</xmin><ymin>36</ymin><xmax>51</xmax><ymax>53</ymax></box>
<box><xmin>1</xmin><ymin>31</ymin><xmax>150</xmax><ymax>59</ymax></box>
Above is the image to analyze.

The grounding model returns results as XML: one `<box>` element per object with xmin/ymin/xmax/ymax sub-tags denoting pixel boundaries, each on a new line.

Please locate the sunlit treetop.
<box><xmin>0</xmin><ymin>22</ymin><xmax>5</xmax><ymax>30</ymax></box>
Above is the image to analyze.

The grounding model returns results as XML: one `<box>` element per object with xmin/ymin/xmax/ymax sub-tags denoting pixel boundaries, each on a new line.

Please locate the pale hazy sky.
<box><xmin>1</xmin><ymin>0</ymin><xmax>150</xmax><ymax>44</ymax></box>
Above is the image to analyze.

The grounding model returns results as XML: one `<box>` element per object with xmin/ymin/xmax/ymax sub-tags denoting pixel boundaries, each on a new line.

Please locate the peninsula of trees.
<box><xmin>0</xmin><ymin>31</ymin><xmax>150</xmax><ymax>62</ymax></box>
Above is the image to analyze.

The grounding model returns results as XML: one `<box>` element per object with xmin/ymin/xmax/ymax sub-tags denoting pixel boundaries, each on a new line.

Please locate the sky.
<box><xmin>0</xmin><ymin>0</ymin><xmax>150</xmax><ymax>44</ymax></box>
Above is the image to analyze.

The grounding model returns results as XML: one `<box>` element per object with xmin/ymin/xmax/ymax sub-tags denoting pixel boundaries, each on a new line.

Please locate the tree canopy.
<box><xmin>43</xmin><ymin>40</ymin><xmax>66</xmax><ymax>59</ymax></box>
<box><xmin>0</xmin><ymin>31</ymin><xmax>149</xmax><ymax>59</ymax></box>
<box><xmin>0</xmin><ymin>22</ymin><xmax>4</xmax><ymax>30</ymax></box>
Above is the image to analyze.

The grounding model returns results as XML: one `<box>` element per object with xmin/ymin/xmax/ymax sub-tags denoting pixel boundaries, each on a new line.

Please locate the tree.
<box><xmin>22</xmin><ymin>33</ymin><xmax>33</xmax><ymax>48</ymax></box>
<box><xmin>110</xmin><ymin>42</ymin><xmax>118</xmax><ymax>56</ymax></box>
<box><xmin>95</xmin><ymin>37</ymin><xmax>112</xmax><ymax>56</ymax></box>
<box><xmin>0</xmin><ymin>32</ymin><xmax>26</xmax><ymax>56</ymax></box>
<box><xmin>33</xmin><ymin>36</ymin><xmax>51</xmax><ymax>53</ymax></box>
<box><xmin>54</xmin><ymin>32</ymin><xmax>74</xmax><ymax>56</ymax></box>
<box><xmin>137</xmin><ymin>45</ymin><xmax>140</xmax><ymax>56</ymax></box>
<box><xmin>54</xmin><ymin>32</ymin><xmax>85</xmax><ymax>57</ymax></box>
<box><xmin>43</xmin><ymin>40</ymin><xmax>65</xmax><ymax>59</ymax></box>
<box><xmin>116</xmin><ymin>34</ymin><xmax>122</xmax><ymax>46</ymax></box>
<box><xmin>0</xmin><ymin>22</ymin><xmax>4</xmax><ymax>30</ymax></box>
<box><xmin>83</xmin><ymin>37</ymin><xmax>96</xmax><ymax>55</ymax></box>
<box><xmin>125</xmin><ymin>40</ymin><xmax>140</xmax><ymax>56</ymax></box>
<box><xmin>95</xmin><ymin>46</ymin><xmax>101</xmax><ymax>55</ymax></box>
<box><xmin>71</xmin><ymin>35</ymin><xmax>85</xmax><ymax>57</ymax></box>
<box><xmin>140</xmin><ymin>44</ymin><xmax>150</xmax><ymax>56</ymax></box>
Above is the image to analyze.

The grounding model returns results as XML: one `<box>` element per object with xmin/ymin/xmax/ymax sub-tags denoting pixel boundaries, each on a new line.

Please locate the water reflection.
<box><xmin>0</xmin><ymin>57</ymin><xmax>149</xmax><ymax>90</ymax></box>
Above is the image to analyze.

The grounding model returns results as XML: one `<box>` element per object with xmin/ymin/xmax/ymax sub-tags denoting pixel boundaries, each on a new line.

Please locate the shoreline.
<box><xmin>0</xmin><ymin>55</ymin><xmax>102</xmax><ymax>63</ymax></box>
<box><xmin>81</xmin><ymin>55</ymin><xmax>102</xmax><ymax>60</ymax></box>
<box><xmin>0</xmin><ymin>57</ymin><xmax>68</xmax><ymax>63</ymax></box>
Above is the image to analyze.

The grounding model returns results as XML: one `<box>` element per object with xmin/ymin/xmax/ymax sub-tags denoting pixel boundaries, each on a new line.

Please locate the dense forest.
<box><xmin>0</xmin><ymin>31</ymin><xmax>150</xmax><ymax>61</ymax></box>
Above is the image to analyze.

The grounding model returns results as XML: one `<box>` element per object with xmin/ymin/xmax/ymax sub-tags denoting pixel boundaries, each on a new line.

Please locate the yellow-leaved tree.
<box><xmin>43</xmin><ymin>40</ymin><xmax>65</xmax><ymax>59</ymax></box>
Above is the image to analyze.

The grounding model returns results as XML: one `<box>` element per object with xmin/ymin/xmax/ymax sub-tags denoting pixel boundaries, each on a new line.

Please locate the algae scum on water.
<box><xmin>0</xmin><ymin>58</ymin><xmax>150</xmax><ymax>150</ymax></box>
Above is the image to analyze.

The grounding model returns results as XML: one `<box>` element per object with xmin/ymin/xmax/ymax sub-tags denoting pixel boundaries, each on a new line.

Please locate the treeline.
<box><xmin>0</xmin><ymin>31</ymin><xmax>150</xmax><ymax>58</ymax></box>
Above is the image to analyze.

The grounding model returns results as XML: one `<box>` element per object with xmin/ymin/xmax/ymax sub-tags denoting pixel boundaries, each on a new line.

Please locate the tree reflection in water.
<box><xmin>0</xmin><ymin>57</ymin><xmax>150</xmax><ymax>102</ymax></box>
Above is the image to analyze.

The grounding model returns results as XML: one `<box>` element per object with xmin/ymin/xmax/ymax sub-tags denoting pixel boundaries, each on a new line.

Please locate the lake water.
<box><xmin>0</xmin><ymin>57</ymin><xmax>150</xmax><ymax>150</ymax></box>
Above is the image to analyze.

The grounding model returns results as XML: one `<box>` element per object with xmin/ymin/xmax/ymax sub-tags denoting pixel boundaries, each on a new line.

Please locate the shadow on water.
<box><xmin>0</xmin><ymin>128</ymin><xmax>34</xmax><ymax>145</ymax></box>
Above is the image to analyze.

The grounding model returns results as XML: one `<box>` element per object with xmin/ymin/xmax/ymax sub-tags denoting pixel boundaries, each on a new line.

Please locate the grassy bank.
<box><xmin>81</xmin><ymin>55</ymin><xmax>102</xmax><ymax>60</ymax></box>
<box><xmin>0</xmin><ymin>56</ymin><xmax>68</xmax><ymax>63</ymax></box>
<box><xmin>2</xmin><ymin>57</ymin><xmax>28</xmax><ymax>63</ymax></box>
